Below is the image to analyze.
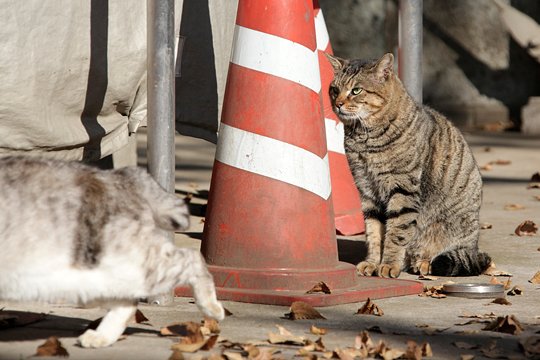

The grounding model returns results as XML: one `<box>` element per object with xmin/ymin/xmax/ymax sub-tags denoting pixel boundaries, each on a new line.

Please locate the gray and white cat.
<box><xmin>0</xmin><ymin>156</ymin><xmax>224</xmax><ymax>348</ymax></box>
<box><xmin>326</xmin><ymin>53</ymin><xmax>491</xmax><ymax>278</ymax></box>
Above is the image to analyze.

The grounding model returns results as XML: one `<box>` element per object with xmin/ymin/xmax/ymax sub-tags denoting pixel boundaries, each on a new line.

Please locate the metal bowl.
<box><xmin>442</xmin><ymin>283</ymin><xmax>505</xmax><ymax>299</ymax></box>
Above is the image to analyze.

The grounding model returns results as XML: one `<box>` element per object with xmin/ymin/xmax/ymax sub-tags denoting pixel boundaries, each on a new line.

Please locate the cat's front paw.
<box><xmin>356</xmin><ymin>261</ymin><xmax>378</xmax><ymax>276</ymax></box>
<box><xmin>378</xmin><ymin>263</ymin><xmax>401</xmax><ymax>278</ymax></box>
<box><xmin>78</xmin><ymin>329</ymin><xmax>116</xmax><ymax>348</ymax></box>
<box><xmin>201</xmin><ymin>300</ymin><xmax>225</xmax><ymax>321</ymax></box>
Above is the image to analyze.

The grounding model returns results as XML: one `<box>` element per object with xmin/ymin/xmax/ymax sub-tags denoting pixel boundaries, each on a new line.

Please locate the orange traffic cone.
<box><xmin>176</xmin><ymin>0</ymin><xmax>421</xmax><ymax>306</ymax></box>
<box><xmin>314</xmin><ymin>1</ymin><xmax>365</xmax><ymax>236</ymax></box>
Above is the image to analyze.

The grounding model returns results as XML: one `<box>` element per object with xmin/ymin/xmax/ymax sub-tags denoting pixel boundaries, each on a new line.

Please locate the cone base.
<box><xmin>175</xmin><ymin>263</ymin><xmax>423</xmax><ymax>307</ymax></box>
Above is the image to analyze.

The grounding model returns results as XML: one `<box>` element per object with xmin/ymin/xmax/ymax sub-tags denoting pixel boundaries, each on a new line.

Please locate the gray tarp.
<box><xmin>0</xmin><ymin>1</ymin><xmax>237</xmax><ymax>161</ymax></box>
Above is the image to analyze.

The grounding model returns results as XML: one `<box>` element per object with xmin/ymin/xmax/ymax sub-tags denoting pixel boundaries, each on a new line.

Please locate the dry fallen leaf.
<box><xmin>168</xmin><ymin>349</ymin><xmax>184</xmax><ymax>360</ymax></box>
<box><xmin>160</xmin><ymin>321</ymin><xmax>204</xmax><ymax>341</ymax></box>
<box><xmin>285</xmin><ymin>301</ymin><xmax>326</xmax><ymax>320</ymax></box>
<box><xmin>489</xmin><ymin>276</ymin><xmax>512</xmax><ymax>290</ymax></box>
<box><xmin>534</xmin><ymin>195</ymin><xmax>540</xmax><ymax>201</ymax></box>
<box><xmin>504</xmin><ymin>203</ymin><xmax>525</xmax><ymax>211</ymax></box>
<box><xmin>201</xmin><ymin>317</ymin><xmax>221</xmax><ymax>334</ymax></box>
<box><xmin>515</xmin><ymin>220</ymin><xmax>538</xmax><ymax>236</ymax></box>
<box><xmin>134</xmin><ymin>309</ymin><xmax>149</xmax><ymax>324</ymax></box>
<box><xmin>489</xmin><ymin>297</ymin><xmax>512</xmax><ymax>306</ymax></box>
<box><xmin>170</xmin><ymin>334</ymin><xmax>218</xmax><ymax>353</ymax></box>
<box><xmin>528</xmin><ymin>183</ymin><xmax>540</xmax><ymax>189</ymax></box>
<box><xmin>507</xmin><ymin>285</ymin><xmax>523</xmax><ymax>296</ymax></box>
<box><xmin>355</xmin><ymin>298</ymin><xmax>384</xmax><ymax>316</ymax></box>
<box><xmin>480</xmin><ymin>223</ymin><xmax>493</xmax><ymax>230</ymax></box>
<box><xmin>35</xmin><ymin>337</ymin><xmax>69</xmax><ymax>357</ymax></box>
<box><xmin>460</xmin><ymin>355</ymin><xmax>475</xmax><ymax>360</ymax></box>
<box><xmin>310</xmin><ymin>324</ymin><xmax>327</xmax><ymax>335</ymax></box>
<box><xmin>268</xmin><ymin>325</ymin><xmax>305</xmax><ymax>345</ymax></box>
<box><xmin>531</xmin><ymin>172</ymin><xmax>540</xmax><ymax>182</ymax></box>
<box><xmin>483</xmin><ymin>315</ymin><xmax>524</xmax><ymax>335</ymax></box>
<box><xmin>306</xmin><ymin>281</ymin><xmax>332</xmax><ymax>294</ymax></box>
<box><xmin>482</xmin><ymin>262</ymin><xmax>513</xmax><ymax>277</ymax></box>
<box><xmin>419</xmin><ymin>285</ymin><xmax>446</xmax><ymax>299</ymax></box>
<box><xmin>530</xmin><ymin>271</ymin><xmax>540</xmax><ymax>284</ymax></box>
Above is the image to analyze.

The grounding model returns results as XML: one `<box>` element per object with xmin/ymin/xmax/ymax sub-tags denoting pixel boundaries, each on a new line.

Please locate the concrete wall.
<box><xmin>319</xmin><ymin>0</ymin><xmax>540</xmax><ymax>130</ymax></box>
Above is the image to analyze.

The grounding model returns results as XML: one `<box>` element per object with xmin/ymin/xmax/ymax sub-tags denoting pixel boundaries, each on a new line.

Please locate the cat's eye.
<box><xmin>351</xmin><ymin>87</ymin><xmax>363</xmax><ymax>95</ymax></box>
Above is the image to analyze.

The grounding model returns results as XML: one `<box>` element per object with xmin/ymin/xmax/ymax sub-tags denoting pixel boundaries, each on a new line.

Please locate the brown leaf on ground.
<box><xmin>528</xmin><ymin>183</ymin><xmax>540</xmax><ymax>189</ymax></box>
<box><xmin>531</xmin><ymin>172</ymin><xmax>540</xmax><ymax>182</ymax></box>
<box><xmin>310</xmin><ymin>324</ymin><xmax>327</xmax><ymax>335</ymax></box>
<box><xmin>534</xmin><ymin>195</ymin><xmax>540</xmax><ymax>201</ymax></box>
<box><xmin>520</xmin><ymin>336</ymin><xmax>540</xmax><ymax>358</ymax></box>
<box><xmin>222</xmin><ymin>351</ymin><xmax>244</xmax><ymax>360</ymax></box>
<box><xmin>480</xmin><ymin>223</ymin><xmax>493</xmax><ymax>230</ymax></box>
<box><xmin>482</xmin><ymin>262</ymin><xmax>513</xmax><ymax>277</ymax></box>
<box><xmin>285</xmin><ymin>301</ymin><xmax>326</xmax><ymax>320</ymax></box>
<box><xmin>201</xmin><ymin>318</ymin><xmax>221</xmax><ymax>334</ymax></box>
<box><xmin>489</xmin><ymin>276</ymin><xmax>512</xmax><ymax>290</ymax></box>
<box><xmin>507</xmin><ymin>285</ymin><xmax>523</xmax><ymax>296</ymax></box>
<box><xmin>515</xmin><ymin>220</ymin><xmax>538</xmax><ymax>236</ymax></box>
<box><xmin>489</xmin><ymin>297</ymin><xmax>512</xmax><ymax>306</ymax></box>
<box><xmin>168</xmin><ymin>349</ymin><xmax>184</xmax><ymax>360</ymax></box>
<box><xmin>529</xmin><ymin>271</ymin><xmax>540</xmax><ymax>284</ymax></box>
<box><xmin>355</xmin><ymin>298</ymin><xmax>384</xmax><ymax>316</ymax></box>
<box><xmin>504</xmin><ymin>203</ymin><xmax>525</xmax><ymax>211</ymax></box>
<box><xmin>460</xmin><ymin>355</ymin><xmax>475</xmax><ymax>360</ymax></box>
<box><xmin>459</xmin><ymin>312</ymin><xmax>497</xmax><ymax>319</ymax></box>
<box><xmin>354</xmin><ymin>331</ymin><xmax>374</xmax><ymax>350</ymax></box>
<box><xmin>483</xmin><ymin>315</ymin><xmax>524</xmax><ymax>335</ymax></box>
<box><xmin>134</xmin><ymin>309</ymin><xmax>149</xmax><ymax>324</ymax></box>
<box><xmin>224</xmin><ymin>307</ymin><xmax>233</xmax><ymax>317</ymax></box>
<box><xmin>405</xmin><ymin>340</ymin><xmax>432</xmax><ymax>359</ymax></box>
<box><xmin>268</xmin><ymin>325</ymin><xmax>306</xmax><ymax>345</ymax></box>
<box><xmin>170</xmin><ymin>334</ymin><xmax>218</xmax><ymax>353</ymax></box>
<box><xmin>160</xmin><ymin>321</ymin><xmax>204</xmax><ymax>343</ymax></box>
<box><xmin>301</xmin><ymin>337</ymin><xmax>326</xmax><ymax>353</ymax></box>
<box><xmin>35</xmin><ymin>336</ymin><xmax>69</xmax><ymax>357</ymax></box>
<box><xmin>306</xmin><ymin>281</ymin><xmax>332</xmax><ymax>294</ymax></box>
<box><xmin>419</xmin><ymin>285</ymin><xmax>446</xmax><ymax>299</ymax></box>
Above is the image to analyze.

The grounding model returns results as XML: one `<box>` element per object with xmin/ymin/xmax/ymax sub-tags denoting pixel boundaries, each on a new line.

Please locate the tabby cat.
<box><xmin>0</xmin><ymin>156</ymin><xmax>224</xmax><ymax>348</ymax></box>
<box><xmin>325</xmin><ymin>53</ymin><xmax>491</xmax><ymax>278</ymax></box>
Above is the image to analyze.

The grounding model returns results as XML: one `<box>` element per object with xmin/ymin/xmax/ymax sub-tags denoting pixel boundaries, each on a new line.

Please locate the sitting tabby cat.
<box><xmin>0</xmin><ymin>156</ymin><xmax>224</xmax><ymax>348</ymax></box>
<box><xmin>325</xmin><ymin>53</ymin><xmax>491</xmax><ymax>278</ymax></box>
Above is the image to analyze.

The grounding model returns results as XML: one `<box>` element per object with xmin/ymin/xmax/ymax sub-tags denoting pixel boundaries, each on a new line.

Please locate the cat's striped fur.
<box><xmin>326</xmin><ymin>53</ymin><xmax>491</xmax><ymax>278</ymax></box>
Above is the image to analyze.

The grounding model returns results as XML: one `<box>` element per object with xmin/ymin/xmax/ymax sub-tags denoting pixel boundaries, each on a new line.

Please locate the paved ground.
<box><xmin>1</xmin><ymin>130</ymin><xmax>539</xmax><ymax>360</ymax></box>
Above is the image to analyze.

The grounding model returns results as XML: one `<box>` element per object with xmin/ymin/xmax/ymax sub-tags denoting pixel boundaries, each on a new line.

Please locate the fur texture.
<box><xmin>0</xmin><ymin>156</ymin><xmax>224</xmax><ymax>348</ymax></box>
<box><xmin>326</xmin><ymin>53</ymin><xmax>491</xmax><ymax>278</ymax></box>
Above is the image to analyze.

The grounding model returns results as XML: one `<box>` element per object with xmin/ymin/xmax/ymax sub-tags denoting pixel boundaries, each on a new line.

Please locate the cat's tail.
<box><xmin>430</xmin><ymin>246</ymin><xmax>492</xmax><ymax>276</ymax></box>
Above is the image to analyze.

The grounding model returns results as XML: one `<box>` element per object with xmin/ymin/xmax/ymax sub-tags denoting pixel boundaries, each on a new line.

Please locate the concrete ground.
<box><xmin>1</xmin><ymin>130</ymin><xmax>539</xmax><ymax>360</ymax></box>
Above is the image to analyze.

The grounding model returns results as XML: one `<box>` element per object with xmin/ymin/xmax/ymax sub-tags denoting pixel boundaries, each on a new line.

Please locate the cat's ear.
<box><xmin>374</xmin><ymin>53</ymin><xmax>394</xmax><ymax>81</ymax></box>
<box><xmin>324</xmin><ymin>53</ymin><xmax>346</xmax><ymax>72</ymax></box>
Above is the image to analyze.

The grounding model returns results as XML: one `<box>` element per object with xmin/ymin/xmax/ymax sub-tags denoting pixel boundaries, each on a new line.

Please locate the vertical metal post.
<box><xmin>147</xmin><ymin>0</ymin><xmax>175</xmax><ymax>193</ymax></box>
<box><xmin>398</xmin><ymin>0</ymin><xmax>423</xmax><ymax>104</ymax></box>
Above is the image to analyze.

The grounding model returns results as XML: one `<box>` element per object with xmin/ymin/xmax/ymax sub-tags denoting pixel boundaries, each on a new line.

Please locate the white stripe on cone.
<box><xmin>325</xmin><ymin>119</ymin><xmax>345</xmax><ymax>154</ymax></box>
<box><xmin>314</xmin><ymin>10</ymin><xmax>330</xmax><ymax>51</ymax></box>
<box><xmin>216</xmin><ymin>123</ymin><xmax>332</xmax><ymax>200</ymax></box>
<box><xmin>231</xmin><ymin>25</ymin><xmax>321</xmax><ymax>94</ymax></box>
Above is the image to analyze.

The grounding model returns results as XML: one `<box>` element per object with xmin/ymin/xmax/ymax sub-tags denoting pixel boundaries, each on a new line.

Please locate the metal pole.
<box><xmin>146</xmin><ymin>0</ymin><xmax>175</xmax><ymax>305</ymax></box>
<box><xmin>147</xmin><ymin>0</ymin><xmax>175</xmax><ymax>193</ymax></box>
<box><xmin>398</xmin><ymin>0</ymin><xmax>423</xmax><ymax>104</ymax></box>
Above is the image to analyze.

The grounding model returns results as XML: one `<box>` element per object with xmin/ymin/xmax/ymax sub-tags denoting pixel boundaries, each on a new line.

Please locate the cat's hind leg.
<box><xmin>78</xmin><ymin>302</ymin><xmax>136</xmax><ymax>348</ymax></box>
<box><xmin>175</xmin><ymin>249</ymin><xmax>225</xmax><ymax>321</ymax></box>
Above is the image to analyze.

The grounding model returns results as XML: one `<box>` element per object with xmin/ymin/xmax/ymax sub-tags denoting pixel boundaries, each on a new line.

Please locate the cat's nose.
<box><xmin>336</xmin><ymin>101</ymin><xmax>344</xmax><ymax>108</ymax></box>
